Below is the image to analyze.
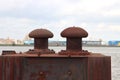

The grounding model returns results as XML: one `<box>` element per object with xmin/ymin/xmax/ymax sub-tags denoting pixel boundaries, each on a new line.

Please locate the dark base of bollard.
<box><xmin>0</xmin><ymin>54</ymin><xmax>111</xmax><ymax>80</ymax></box>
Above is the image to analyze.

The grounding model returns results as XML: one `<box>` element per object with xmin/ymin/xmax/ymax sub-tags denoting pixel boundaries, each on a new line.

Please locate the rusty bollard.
<box><xmin>27</xmin><ymin>28</ymin><xmax>55</xmax><ymax>54</ymax></box>
<box><xmin>59</xmin><ymin>26</ymin><xmax>90</xmax><ymax>55</ymax></box>
<box><xmin>61</xmin><ymin>26</ymin><xmax>88</xmax><ymax>51</ymax></box>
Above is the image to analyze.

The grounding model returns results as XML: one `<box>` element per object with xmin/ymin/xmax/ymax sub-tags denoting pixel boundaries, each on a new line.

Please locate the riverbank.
<box><xmin>0</xmin><ymin>44</ymin><xmax>120</xmax><ymax>47</ymax></box>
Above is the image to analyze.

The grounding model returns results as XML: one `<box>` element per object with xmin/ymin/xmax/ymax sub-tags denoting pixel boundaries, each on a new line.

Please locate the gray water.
<box><xmin>0</xmin><ymin>46</ymin><xmax>120</xmax><ymax>80</ymax></box>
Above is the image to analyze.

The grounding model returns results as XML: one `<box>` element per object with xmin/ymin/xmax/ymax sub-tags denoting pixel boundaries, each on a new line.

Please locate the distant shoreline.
<box><xmin>0</xmin><ymin>44</ymin><xmax>120</xmax><ymax>47</ymax></box>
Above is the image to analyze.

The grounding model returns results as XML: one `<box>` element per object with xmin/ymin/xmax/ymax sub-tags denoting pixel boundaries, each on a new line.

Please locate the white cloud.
<box><xmin>0</xmin><ymin>0</ymin><xmax>120</xmax><ymax>41</ymax></box>
<box><xmin>96</xmin><ymin>23</ymin><xmax>120</xmax><ymax>32</ymax></box>
<box><xmin>0</xmin><ymin>0</ymin><xmax>33</xmax><ymax>11</ymax></box>
<box><xmin>55</xmin><ymin>0</ymin><xmax>120</xmax><ymax>16</ymax></box>
<box><xmin>109</xmin><ymin>25</ymin><xmax>120</xmax><ymax>32</ymax></box>
<box><xmin>85</xmin><ymin>23</ymin><xmax>120</xmax><ymax>41</ymax></box>
<box><xmin>103</xmin><ymin>9</ymin><xmax>120</xmax><ymax>16</ymax></box>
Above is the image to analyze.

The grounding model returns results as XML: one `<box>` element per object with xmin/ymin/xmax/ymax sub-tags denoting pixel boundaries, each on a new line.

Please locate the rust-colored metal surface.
<box><xmin>61</xmin><ymin>27</ymin><xmax>88</xmax><ymax>38</ymax></box>
<box><xmin>29</xmin><ymin>29</ymin><xmax>53</xmax><ymax>50</ymax></box>
<box><xmin>22</xmin><ymin>57</ymin><xmax>88</xmax><ymax>80</ymax></box>
<box><xmin>59</xmin><ymin>27</ymin><xmax>90</xmax><ymax>55</ymax></box>
<box><xmin>27</xmin><ymin>28</ymin><xmax>55</xmax><ymax>54</ymax></box>
<box><xmin>0</xmin><ymin>55</ymin><xmax>111</xmax><ymax>80</ymax></box>
<box><xmin>0</xmin><ymin>27</ymin><xmax>111</xmax><ymax>80</ymax></box>
<box><xmin>0</xmin><ymin>56</ymin><xmax>23</xmax><ymax>80</ymax></box>
<box><xmin>29</xmin><ymin>29</ymin><xmax>53</xmax><ymax>38</ymax></box>
<box><xmin>88</xmin><ymin>57</ymin><xmax>111</xmax><ymax>80</ymax></box>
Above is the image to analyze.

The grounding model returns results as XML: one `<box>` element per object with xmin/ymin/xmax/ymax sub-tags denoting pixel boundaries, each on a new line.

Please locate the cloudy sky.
<box><xmin>0</xmin><ymin>0</ymin><xmax>120</xmax><ymax>41</ymax></box>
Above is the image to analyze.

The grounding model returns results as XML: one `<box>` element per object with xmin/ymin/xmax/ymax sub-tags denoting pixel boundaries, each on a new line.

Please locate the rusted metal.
<box><xmin>0</xmin><ymin>55</ymin><xmax>111</xmax><ymax>80</ymax></box>
<box><xmin>29</xmin><ymin>29</ymin><xmax>53</xmax><ymax>49</ymax></box>
<box><xmin>59</xmin><ymin>26</ymin><xmax>90</xmax><ymax>55</ymax></box>
<box><xmin>0</xmin><ymin>27</ymin><xmax>111</xmax><ymax>80</ymax></box>
<box><xmin>2</xmin><ymin>50</ymin><xmax>16</xmax><ymax>55</ymax></box>
<box><xmin>27</xmin><ymin>29</ymin><xmax>55</xmax><ymax>54</ymax></box>
<box><xmin>0</xmin><ymin>56</ymin><xmax>23</xmax><ymax>80</ymax></box>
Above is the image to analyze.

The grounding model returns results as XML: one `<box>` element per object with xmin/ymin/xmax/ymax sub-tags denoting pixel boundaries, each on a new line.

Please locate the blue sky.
<box><xmin>0</xmin><ymin>0</ymin><xmax>120</xmax><ymax>41</ymax></box>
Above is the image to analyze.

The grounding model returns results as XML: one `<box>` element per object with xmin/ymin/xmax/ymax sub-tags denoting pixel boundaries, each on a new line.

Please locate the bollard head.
<box><xmin>29</xmin><ymin>29</ymin><xmax>53</xmax><ymax>38</ymax></box>
<box><xmin>61</xmin><ymin>27</ymin><xmax>88</xmax><ymax>38</ymax></box>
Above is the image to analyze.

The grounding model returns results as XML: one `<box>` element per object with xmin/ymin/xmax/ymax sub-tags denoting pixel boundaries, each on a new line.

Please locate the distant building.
<box><xmin>15</xmin><ymin>40</ymin><xmax>24</xmax><ymax>45</ymax></box>
<box><xmin>0</xmin><ymin>38</ymin><xmax>15</xmax><ymax>45</ymax></box>
<box><xmin>23</xmin><ymin>35</ymin><xmax>31</xmax><ymax>41</ymax></box>
<box><xmin>24</xmin><ymin>40</ymin><xmax>34</xmax><ymax>45</ymax></box>
<box><xmin>49</xmin><ymin>41</ymin><xmax>66</xmax><ymax>46</ymax></box>
<box><xmin>108</xmin><ymin>41</ymin><xmax>120</xmax><ymax>46</ymax></box>
<box><xmin>24</xmin><ymin>40</ymin><xmax>66</xmax><ymax>46</ymax></box>
<box><xmin>82</xmin><ymin>41</ymin><xmax>102</xmax><ymax>46</ymax></box>
<box><xmin>24</xmin><ymin>40</ymin><xmax>103</xmax><ymax>46</ymax></box>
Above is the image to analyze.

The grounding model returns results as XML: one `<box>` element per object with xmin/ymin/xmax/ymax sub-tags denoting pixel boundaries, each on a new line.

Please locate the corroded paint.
<box><xmin>59</xmin><ymin>27</ymin><xmax>90</xmax><ymax>55</ymax></box>
<box><xmin>0</xmin><ymin>56</ymin><xmax>111</xmax><ymax>80</ymax></box>
<box><xmin>88</xmin><ymin>57</ymin><xmax>111</xmax><ymax>80</ymax></box>
<box><xmin>29</xmin><ymin>29</ymin><xmax>53</xmax><ymax>50</ymax></box>
<box><xmin>22</xmin><ymin>57</ymin><xmax>87</xmax><ymax>80</ymax></box>
<box><xmin>0</xmin><ymin>56</ymin><xmax>23</xmax><ymax>80</ymax></box>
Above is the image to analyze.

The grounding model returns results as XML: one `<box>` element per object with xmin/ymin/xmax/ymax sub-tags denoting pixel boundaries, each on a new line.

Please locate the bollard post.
<box><xmin>27</xmin><ymin>28</ymin><xmax>55</xmax><ymax>54</ymax></box>
<box><xmin>59</xmin><ymin>26</ymin><xmax>90</xmax><ymax>55</ymax></box>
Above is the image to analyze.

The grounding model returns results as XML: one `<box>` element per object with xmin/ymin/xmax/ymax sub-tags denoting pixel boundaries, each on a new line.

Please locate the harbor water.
<box><xmin>0</xmin><ymin>46</ymin><xmax>120</xmax><ymax>80</ymax></box>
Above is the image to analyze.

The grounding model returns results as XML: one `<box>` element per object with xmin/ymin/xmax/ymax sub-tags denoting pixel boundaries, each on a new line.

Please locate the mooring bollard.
<box><xmin>27</xmin><ymin>28</ymin><xmax>55</xmax><ymax>54</ymax></box>
<box><xmin>29</xmin><ymin>29</ymin><xmax>53</xmax><ymax>50</ymax></box>
<box><xmin>0</xmin><ymin>27</ymin><xmax>111</xmax><ymax>80</ymax></box>
<box><xmin>59</xmin><ymin>26</ymin><xmax>90</xmax><ymax>55</ymax></box>
<box><xmin>61</xmin><ymin>26</ymin><xmax>88</xmax><ymax>51</ymax></box>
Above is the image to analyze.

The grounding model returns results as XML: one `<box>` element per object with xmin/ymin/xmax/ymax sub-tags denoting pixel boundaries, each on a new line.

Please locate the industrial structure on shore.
<box><xmin>24</xmin><ymin>40</ymin><xmax>103</xmax><ymax>46</ymax></box>
<box><xmin>0</xmin><ymin>37</ymin><xmax>120</xmax><ymax>46</ymax></box>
